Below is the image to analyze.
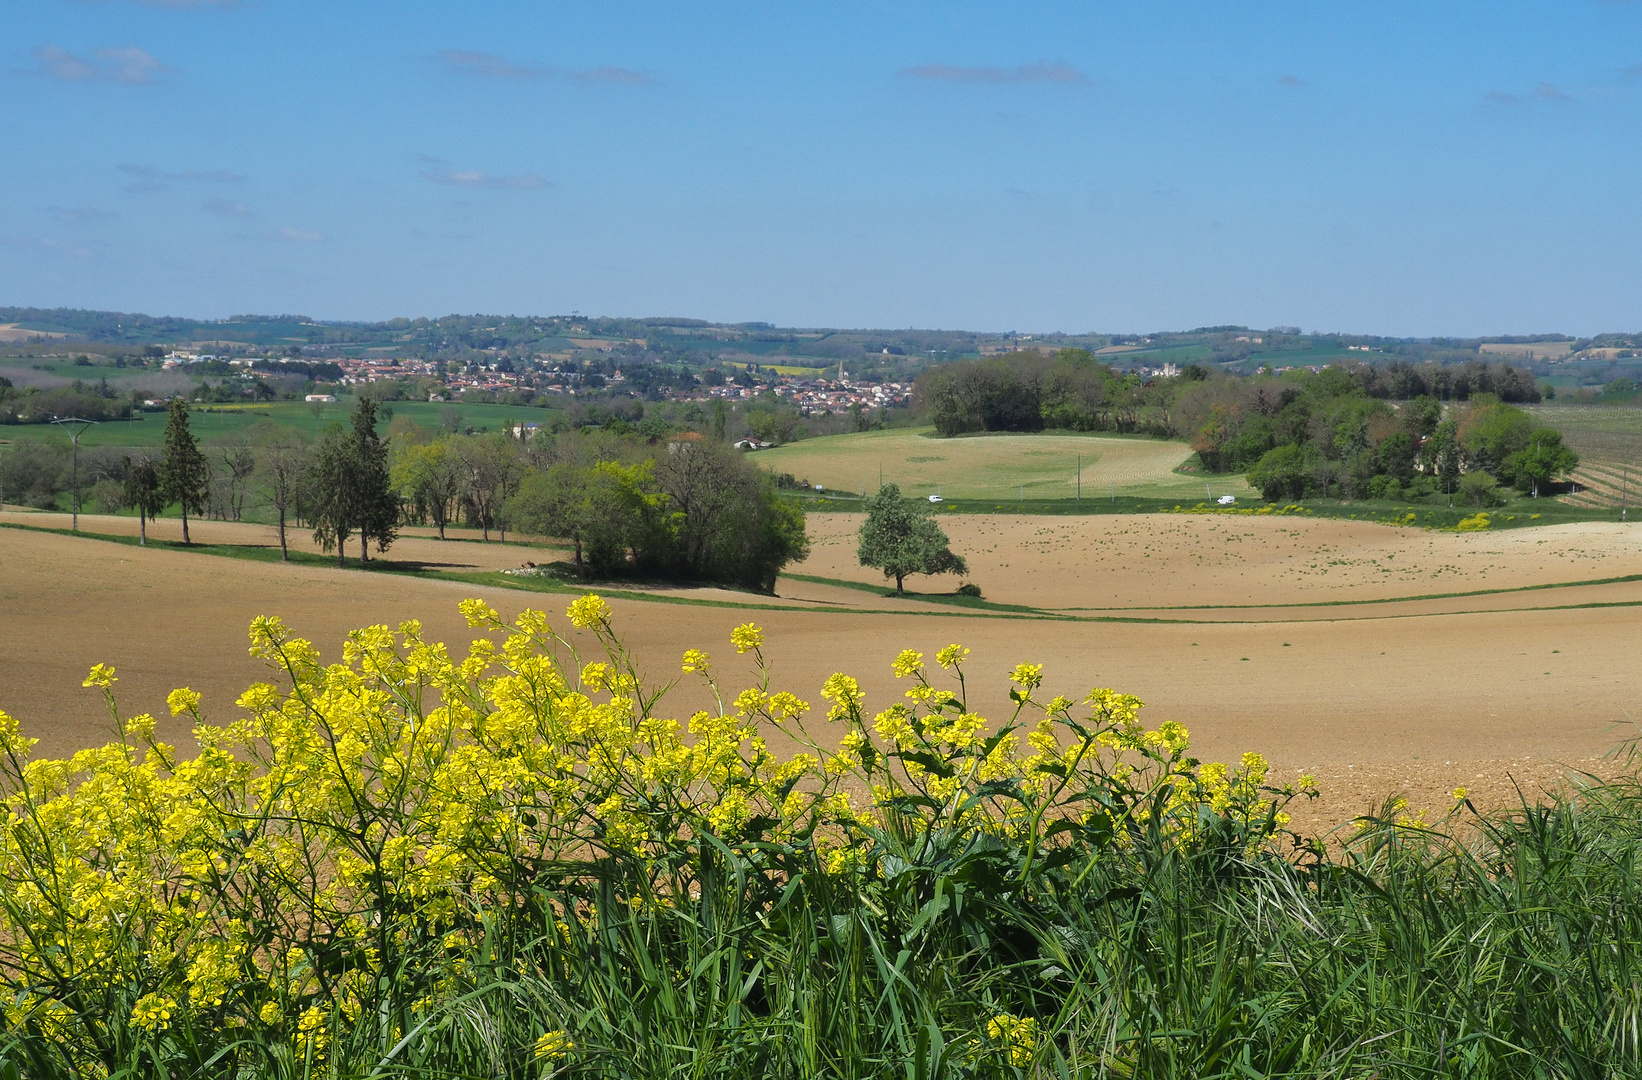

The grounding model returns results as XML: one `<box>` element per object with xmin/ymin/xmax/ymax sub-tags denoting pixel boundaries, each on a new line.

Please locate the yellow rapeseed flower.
<box><xmin>82</xmin><ymin>663</ymin><xmax>117</xmax><ymax>689</ymax></box>
<box><xmin>1009</xmin><ymin>663</ymin><xmax>1043</xmax><ymax>691</ymax></box>
<box><xmin>566</xmin><ymin>594</ymin><xmax>610</xmax><ymax>629</ymax></box>
<box><xmin>729</xmin><ymin>622</ymin><xmax>763</xmax><ymax>653</ymax></box>
<box><xmin>533</xmin><ymin>1029</ymin><xmax>574</xmax><ymax>1060</ymax></box>
<box><xmin>935</xmin><ymin>643</ymin><xmax>969</xmax><ymax>669</ymax></box>
<box><xmin>458</xmin><ymin>598</ymin><xmax>499</xmax><ymax>627</ymax></box>
<box><xmin>891</xmin><ymin>649</ymin><xmax>924</xmax><ymax>678</ymax></box>
<box><xmin>681</xmin><ymin>649</ymin><xmax>711</xmax><ymax>675</ymax></box>
<box><xmin>986</xmin><ymin>1013</ymin><xmax>1037</xmax><ymax>1066</ymax></box>
<box><xmin>166</xmin><ymin>687</ymin><xmax>202</xmax><ymax>717</ymax></box>
<box><xmin>131</xmin><ymin>993</ymin><xmax>176</xmax><ymax>1032</ymax></box>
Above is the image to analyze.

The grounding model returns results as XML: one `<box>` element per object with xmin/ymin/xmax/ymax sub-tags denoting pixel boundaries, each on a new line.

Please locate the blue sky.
<box><xmin>3</xmin><ymin>1</ymin><xmax>1640</xmax><ymax>335</ymax></box>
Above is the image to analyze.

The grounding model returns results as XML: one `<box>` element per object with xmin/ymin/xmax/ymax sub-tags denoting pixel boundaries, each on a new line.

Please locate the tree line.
<box><xmin>915</xmin><ymin>350</ymin><xmax>1574</xmax><ymax>503</ymax></box>
<box><xmin>31</xmin><ymin>398</ymin><xmax>811</xmax><ymax>592</ymax></box>
<box><xmin>916</xmin><ymin>350</ymin><xmax>1549</xmax><ymax>441</ymax></box>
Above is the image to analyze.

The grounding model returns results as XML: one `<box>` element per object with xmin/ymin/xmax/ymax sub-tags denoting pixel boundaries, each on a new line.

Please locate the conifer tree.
<box><xmin>349</xmin><ymin>397</ymin><xmax>398</xmax><ymax>562</ymax></box>
<box><xmin>158</xmin><ymin>400</ymin><xmax>209</xmax><ymax>544</ymax></box>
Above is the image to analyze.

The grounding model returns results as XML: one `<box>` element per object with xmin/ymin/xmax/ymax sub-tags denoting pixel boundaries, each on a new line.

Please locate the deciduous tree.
<box><xmin>857</xmin><ymin>483</ymin><xmax>968</xmax><ymax>593</ymax></box>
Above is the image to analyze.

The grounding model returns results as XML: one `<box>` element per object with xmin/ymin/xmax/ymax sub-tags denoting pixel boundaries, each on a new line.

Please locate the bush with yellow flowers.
<box><xmin>0</xmin><ymin>595</ymin><xmax>1315</xmax><ymax>1077</ymax></box>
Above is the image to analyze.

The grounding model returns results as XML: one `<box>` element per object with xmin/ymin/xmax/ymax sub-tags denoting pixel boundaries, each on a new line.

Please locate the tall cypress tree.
<box><xmin>350</xmin><ymin>397</ymin><xmax>397</xmax><ymax>562</ymax></box>
<box><xmin>159</xmin><ymin>400</ymin><xmax>209</xmax><ymax>544</ymax></box>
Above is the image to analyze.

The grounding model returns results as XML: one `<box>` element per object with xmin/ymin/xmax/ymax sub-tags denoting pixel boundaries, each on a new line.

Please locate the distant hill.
<box><xmin>1</xmin><ymin>305</ymin><xmax>1634</xmax><ymax>385</ymax></box>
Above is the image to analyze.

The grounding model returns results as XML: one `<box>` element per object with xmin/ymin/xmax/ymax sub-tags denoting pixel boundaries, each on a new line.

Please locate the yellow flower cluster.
<box><xmin>0</xmin><ymin>593</ymin><xmax>1304</xmax><ymax>1066</ymax></box>
<box><xmin>986</xmin><ymin>1012</ymin><xmax>1038</xmax><ymax>1066</ymax></box>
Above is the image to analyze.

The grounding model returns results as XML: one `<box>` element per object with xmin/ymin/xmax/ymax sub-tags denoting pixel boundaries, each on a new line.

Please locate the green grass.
<box><xmin>756</xmin><ymin>427</ymin><xmax>1255</xmax><ymax>501</ymax></box>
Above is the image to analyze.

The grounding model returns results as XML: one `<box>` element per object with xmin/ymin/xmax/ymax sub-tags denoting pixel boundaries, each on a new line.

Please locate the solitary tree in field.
<box><xmin>857</xmin><ymin>483</ymin><xmax>968</xmax><ymax>594</ymax></box>
<box><xmin>122</xmin><ymin>454</ymin><xmax>164</xmax><ymax>546</ymax></box>
<box><xmin>159</xmin><ymin>400</ymin><xmax>209</xmax><ymax>544</ymax></box>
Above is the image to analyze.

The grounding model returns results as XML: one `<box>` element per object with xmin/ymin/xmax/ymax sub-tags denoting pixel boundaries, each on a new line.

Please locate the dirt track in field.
<box><xmin>3</xmin><ymin>508</ymin><xmax>1640</xmax><ymax>835</ymax></box>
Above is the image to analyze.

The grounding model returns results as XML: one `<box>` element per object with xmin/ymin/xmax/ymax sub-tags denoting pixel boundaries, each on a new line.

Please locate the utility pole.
<box><xmin>51</xmin><ymin>417</ymin><xmax>99</xmax><ymax>532</ymax></box>
<box><xmin>1077</xmin><ymin>454</ymin><xmax>1081</xmax><ymax>500</ymax></box>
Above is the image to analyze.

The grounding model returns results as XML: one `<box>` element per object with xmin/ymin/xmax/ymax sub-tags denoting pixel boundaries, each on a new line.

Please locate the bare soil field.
<box><xmin>3</xmin><ymin>509</ymin><xmax>1640</xmax><ymax>835</ymax></box>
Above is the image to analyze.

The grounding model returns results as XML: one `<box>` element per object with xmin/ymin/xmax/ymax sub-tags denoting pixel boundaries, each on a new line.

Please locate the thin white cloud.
<box><xmin>420</xmin><ymin>168</ymin><xmax>549</xmax><ymax>190</ymax></box>
<box><xmin>205</xmin><ymin>198</ymin><xmax>251</xmax><ymax>217</ymax></box>
<box><xmin>267</xmin><ymin>227</ymin><xmax>322</xmax><ymax>242</ymax></box>
<box><xmin>33</xmin><ymin>44</ymin><xmax>165</xmax><ymax>84</ymax></box>
<box><xmin>118</xmin><ymin>163</ymin><xmax>244</xmax><ymax>192</ymax></box>
<box><xmin>900</xmin><ymin>61</ymin><xmax>1088</xmax><ymax>85</ymax></box>
<box><xmin>439</xmin><ymin>49</ymin><xmax>542</xmax><ymax>78</ymax></box>
<box><xmin>1484</xmin><ymin>82</ymin><xmax>1575</xmax><ymax>106</ymax></box>
<box><xmin>49</xmin><ymin>207</ymin><xmax>117</xmax><ymax>222</ymax></box>
<box><xmin>569</xmin><ymin>65</ymin><xmax>651</xmax><ymax>85</ymax></box>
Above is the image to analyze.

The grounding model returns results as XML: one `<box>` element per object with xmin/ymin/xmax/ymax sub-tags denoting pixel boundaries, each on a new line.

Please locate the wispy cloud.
<box><xmin>437</xmin><ymin>50</ymin><xmax>651</xmax><ymax>86</ymax></box>
<box><xmin>0</xmin><ymin>235</ymin><xmax>95</xmax><ymax>258</ymax></box>
<box><xmin>420</xmin><ymin>168</ymin><xmax>549</xmax><ymax>190</ymax></box>
<box><xmin>48</xmin><ymin>207</ymin><xmax>117</xmax><ymax>222</ymax></box>
<box><xmin>101</xmin><ymin>0</ymin><xmax>239</xmax><ymax>7</ymax></box>
<box><xmin>900</xmin><ymin>61</ymin><xmax>1088</xmax><ymax>85</ymax></box>
<box><xmin>1485</xmin><ymin>82</ymin><xmax>1574</xmax><ymax>106</ymax></box>
<box><xmin>205</xmin><ymin>198</ymin><xmax>251</xmax><ymax>217</ymax></box>
<box><xmin>439</xmin><ymin>49</ymin><xmax>542</xmax><ymax>78</ymax></box>
<box><xmin>267</xmin><ymin>227</ymin><xmax>322</xmax><ymax>242</ymax></box>
<box><xmin>33</xmin><ymin>44</ymin><xmax>165</xmax><ymax>84</ymax></box>
<box><xmin>569</xmin><ymin>65</ymin><xmax>650</xmax><ymax>85</ymax></box>
<box><xmin>1278</xmin><ymin>74</ymin><xmax>1305</xmax><ymax>87</ymax></box>
<box><xmin>118</xmin><ymin>163</ymin><xmax>244</xmax><ymax>193</ymax></box>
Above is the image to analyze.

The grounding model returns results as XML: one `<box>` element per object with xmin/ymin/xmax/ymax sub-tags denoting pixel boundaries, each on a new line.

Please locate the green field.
<box><xmin>0</xmin><ymin>398</ymin><xmax>551</xmax><ymax>450</ymax></box>
<box><xmin>754</xmin><ymin>427</ymin><xmax>1254</xmax><ymax>501</ymax></box>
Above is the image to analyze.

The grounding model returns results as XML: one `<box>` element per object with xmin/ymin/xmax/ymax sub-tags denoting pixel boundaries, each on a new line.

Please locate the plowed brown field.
<box><xmin>4</xmin><ymin>507</ymin><xmax>1640</xmax><ymax>835</ymax></box>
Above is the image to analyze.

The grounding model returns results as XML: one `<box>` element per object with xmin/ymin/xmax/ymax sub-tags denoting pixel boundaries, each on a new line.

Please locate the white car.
<box><xmin>928</xmin><ymin>495</ymin><xmax>944</xmax><ymax>503</ymax></box>
<box><xmin>1216</xmin><ymin>495</ymin><xmax>1237</xmax><ymax>505</ymax></box>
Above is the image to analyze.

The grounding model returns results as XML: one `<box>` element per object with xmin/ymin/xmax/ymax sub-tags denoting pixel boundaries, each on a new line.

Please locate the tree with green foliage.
<box><xmin>121</xmin><ymin>454</ymin><xmax>164</xmax><ymax>546</ymax></box>
<box><xmin>308</xmin><ymin>426</ymin><xmax>356</xmax><ymax>566</ymax></box>
<box><xmin>857</xmin><ymin>483</ymin><xmax>968</xmax><ymax>593</ymax></box>
<box><xmin>390</xmin><ymin>437</ymin><xmax>463</xmax><ymax>539</ymax></box>
<box><xmin>506</xmin><ymin>460</ymin><xmax>668</xmax><ymax>578</ymax></box>
<box><xmin>159</xmin><ymin>400</ymin><xmax>209</xmax><ymax>544</ymax></box>
<box><xmin>348</xmin><ymin>397</ymin><xmax>398</xmax><ymax>561</ymax></box>
<box><xmin>1506</xmin><ymin>428</ymin><xmax>1579</xmax><ymax>497</ymax></box>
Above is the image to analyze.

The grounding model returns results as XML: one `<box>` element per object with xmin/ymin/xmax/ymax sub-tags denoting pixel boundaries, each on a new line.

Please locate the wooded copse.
<box><xmin>916</xmin><ymin>350</ymin><xmax>1575</xmax><ymax>502</ymax></box>
<box><xmin>0</xmin><ymin>398</ymin><xmax>812</xmax><ymax>591</ymax></box>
